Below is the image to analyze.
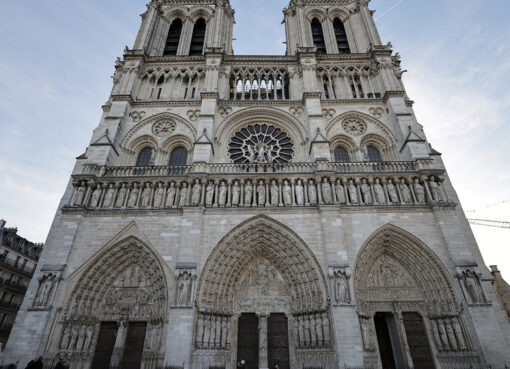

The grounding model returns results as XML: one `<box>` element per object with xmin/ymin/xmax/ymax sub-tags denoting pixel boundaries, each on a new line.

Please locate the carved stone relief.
<box><xmin>175</xmin><ymin>267</ymin><xmax>196</xmax><ymax>307</ymax></box>
<box><xmin>187</xmin><ymin>110</ymin><xmax>200</xmax><ymax>122</ymax></box>
<box><xmin>328</xmin><ymin>267</ymin><xmax>351</xmax><ymax>305</ymax></box>
<box><xmin>129</xmin><ymin>110</ymin><xmax>146</xmax><ymax>122</ymax></box>
<box><xmin>457</xmin><ymin>267</ymin><xmax>488</xmax><ymax>305</ymax></box>
<box><xmin>358</xmin><ymin>313</ymin><xmax>376</xmax><ymax>352</ymax></box>
<box><xmin>341</xmin><ymin>118</ymin><xmax>367</xmax><ymax>136</ymax></box>
<box><xmin>33</xmin><ymin>273</ymin><xmax>57</xmax><ymax>309</ymax></box>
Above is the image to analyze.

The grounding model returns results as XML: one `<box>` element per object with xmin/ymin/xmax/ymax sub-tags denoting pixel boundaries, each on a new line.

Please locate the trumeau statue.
<box><xmin>191</xmin><ymin>179</ymin><xmax>201</xmax><ymax>206</ymax></box>
<box><xmin>308</xmin><ymin>179</ymin><xmax>317</xmax><ymax>205</ymax></box>
<box><xmin>206</xmin><ymin>182</ymin><xmax>215</xmax><ymax>207</ymax></box>
<box><xmin>414</xmin><ymin>178</ymin><xmax>426</xmax><ymax>203</ymax></box>
<box><xmin>166</xmin><ymin>182</ymin><xmax>176</xmax><ymax>207</ymax></box>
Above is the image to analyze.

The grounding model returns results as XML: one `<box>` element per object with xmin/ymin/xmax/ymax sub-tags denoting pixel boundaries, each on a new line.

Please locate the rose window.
<box><xmin>342</xmin><ymin>118</ymin><xmax>367</xmax><ymax>136</ymax></box>
<box><xmin>228</xmin><ymin>124</ymin><xmax>294</xmax><ymax>164</ymax></box>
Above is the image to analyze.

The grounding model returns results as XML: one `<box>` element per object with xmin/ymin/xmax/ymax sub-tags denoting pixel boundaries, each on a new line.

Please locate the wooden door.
<box><xmin>237</xmin><ymin>313</ymin><xmax>259</xmax><ymax>369</ymax></box>
<box><xmin>268</xmin><ymin>314</ymin><xmax>290</xmax><ymax>369</ymax></box>
<box><xmin>121</xmin><ymin>322</ymin><xmax>148</xmax><ymax>369</ymax></box>
<box><xmin>402</xmin><ymin>312</ymin><xmax>435</xmax><ymax>369</ymax></box>
<box><xmin>91</xmin><ymin>322</ymin><xmax>117</xmax><ymax>369</ymax></box>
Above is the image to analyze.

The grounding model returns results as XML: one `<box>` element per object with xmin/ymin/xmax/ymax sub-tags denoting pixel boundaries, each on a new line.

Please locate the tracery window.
<box><xmin>311</xmin><ymin>18</ymin><xmax>326</xmax><ymax>54</ymax></box>
<box><xmin>333</xmin><ymin>18</ymin><xmax>350</xmax><ymax>54</ymax></box>
<box><xmin>136</xmin><ymin>147</ymin><xmax>153</xmax><ymax>166</ymax></box>
<box><xmin>228</xmin><ymin>124</ymin><xmax>294</xmax><ymax>164</ymax></box>
<box><xmin>169</xmin><ymin>146</ymin><xmax>188</xmax><ymax>166</ymax></box>
<box><xmin>189</xmin><ymin>18</ymin><xmax>206</xmax><ymax>56</ymax></box>
<box><xmin>334</xmin><ymin>147</ymin><xmax>350</xmax><ymax>163</ymax></box>
<box><xmin>164</xmin><ymin>19</ymin><xmax>183</xmax><ymax>56</ymax></box>
<box><xmin>367</xmin><ymin>145</ymin><xmax>383</xmax><ymax>162</ymax></box>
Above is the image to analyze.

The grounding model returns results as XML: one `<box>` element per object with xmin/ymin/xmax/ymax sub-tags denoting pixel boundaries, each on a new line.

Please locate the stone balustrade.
<box><xmin>67</xmin><ymin>161</ymin><xmax>451</xmax><ymax>211</ymax></box>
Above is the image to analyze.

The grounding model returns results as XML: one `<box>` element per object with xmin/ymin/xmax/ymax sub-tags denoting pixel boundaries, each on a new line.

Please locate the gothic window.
<box><xmin>164</xmin><ymin>18</ymin><xmax>183</xmax><ymax>56</ymax></box>
<box><xmin>228</xmin><ymin>124</ymin><xmax>294</xmax><ymax>164</ymax></box>
<box><xmin>136</xmin><ymin>147</ymin><xmax>153</xmax><ymax>166</ymax></box>
<box><xmin>351</xmin><ymin>76</ymin><xmax>364</xmax><ymax>98</ymax></box>
<box><xmin>333</xmin><ymin>18</ymin><xmax>351</xmax><ymax>54</ymax></box>
<box><xmin>169</xmin><ymin>147</ymin><xmax>188</xmax><ymax>166</ymax></box>
<box><xmin>189</xmin><ymin>18</ymin><xmax>206</xmax><ymax>56</ymax></box>
<box><xmin>367</xmin><ymin>145</ymin><xmax>383</xmax><ymax>162</ymax></box>
<box><xmin>311</xmin><ymin>18</ymin><xmax>326</xmax><ymax>54</ymax></box>
<box><xmin>334</xmin><ymin>147</ymin><xmax>350</xmax><ymax>163</ymax></box>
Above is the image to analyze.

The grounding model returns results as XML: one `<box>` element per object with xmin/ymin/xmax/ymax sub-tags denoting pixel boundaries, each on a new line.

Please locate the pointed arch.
<box><xmin>354</xmin><ymin>224</ymin><xmax>458</xmax><ymax>314</ymax></box>
<box><xmin>197</xmin><ymin>215</ymin><xmax>329</xmax><ymax>313</ymax></box>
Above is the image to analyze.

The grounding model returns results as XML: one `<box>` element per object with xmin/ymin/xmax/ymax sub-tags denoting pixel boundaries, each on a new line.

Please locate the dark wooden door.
<box><xmin>402</xmin><ymin>312</ymin><xmax>435</xmax><ymax>369</ymax></box>
<box><xmin>91</xmin><ymin>322</ymin><xmax>117</xmax><ymax>369</ymax></box>
<box><xmin>374</xmin><ymin>313</ymin><xmax>397</xmax><ymax>369</ymax></box>
<box><xmin>121</xmin><ymin>322</ymin><xmax>148</xmax><ymax>369</ymax></box>
<box><xmin>237</xmin><ymin>313</ymin><xmax>259</xmax><ymax>369</ymax></box>
<box><xmin>268</xmin><ymin>314</ymin><xmax>290</xmax><ymax>369</ymax></box>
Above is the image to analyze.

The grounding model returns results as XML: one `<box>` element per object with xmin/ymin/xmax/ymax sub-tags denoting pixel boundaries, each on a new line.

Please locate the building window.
<box><xmin>189</xmin><ymin>18</ymin><xmax>206</xmax><ymax>56</ymax></box>
<box><xmin>334</xmin><ymin>147</ymin><xmax>350</xmax><ymax>163</ymax></box>
<box><xmin>136</xmin><ymin>147</ymin><xmax>153</xmax><ymax>167</ymax></box>
<box><xmin>333</xmin><ymin>18</ymin><xmax>350</xmax><ymax>54</ymax></box>
<box><xmin>164</xmin><ymin>19</ymin><xmax>183</xmax><ymax>56</ymax></box>
<box><xmin>311</xmin><ymin>18</ymin><xmax>326</xmax><ymax>54</ymax></box>
<box><xmin>367</xmin><ymin>145</ymin><xmax>383</xmax><ymax>162</ymax></box>
<box><xmin>169</xmin><ymin>147</ymin><xmax>188</xmax><ymax>166</ymax></box>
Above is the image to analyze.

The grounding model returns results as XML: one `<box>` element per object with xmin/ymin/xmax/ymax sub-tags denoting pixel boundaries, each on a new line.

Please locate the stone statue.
<box><xmin>103</xmin><ymin>184</ymin><xmax>115</xmax><ymax>208</ymax></box>
<box><xmin>203</xmin><ymin>316</ymin><xmax>211</xmax><ymax>349</ymax></box>
<box><xmin>315</xmin><ymin>314</ymin><xmax>323</xmax><ymax>346</ymax></box>
<box><xmin>335</xmin><ymin>180</ymin><xmax>346</xmax><ymax>204</ymax></box>
<box><xmin>374</xmin><ymin>179</ymin><xmax>385</xmax><ymax>204</ymax></box>
<box><xmin>221</xmin><ymin>317</ymin><xmax>228</xmax><ymax>349</ymax></box>
<box><xmin>304</xmin><ymin>316</ymin><xmax>311</xmax><ymax>346</ymax></box>
<box><xmin>348</xmin><ymin>180</ymin><xmax>358</xmax><ymax>204</ymax></box>
<box><xmin>257</xmin><ymin>181</ymin><xmax>266</xmax><ymax>206</ymax></box>
<box><xmin>295</xmin><ymin>180</ymin><xmax>304</xmax><ymax>206</ymax></box>
<box><xmin>61</xmin><ymin>325</ymin><xmax>71</xmax><ymax>349</ymax></box>
<box><xmin>154</xmin><ymin>183</ymin><xmax>165</xmax><ymax>208</ymax></box>
<box><xmin>283</xmin><ymin>180</ymin><xmax>292</xmax><ymax>206</ymax></box>
<box><xmin>177</xmin><ymin>274</ymin><xmax>191</xmax><ymax>305</ymax></box>
<box><xmin>257</xmin><ymin>143</ymin><xmax>266</xmax><ymax>163</ymax></box>
<box><xmin>69</xmin><ymin>325</ymin><xmax>80</xmax><ymax>350</ymax></box>
<box><xmin>431</xmin><ymin>320</ymin><xmax>444</xmax><ymax>351</ymax></box>
<box><xmin>360</xmin><ymin>319</ymin><xmax>374</xmax><ymax>351</ymax></box>
<box><xmin>76</xmin><ymin>325</ymin><xmax>86</xmax><ymax>351</ymax></box>
<box><xmin>360</xmin><ymin>179</ymin><xmax>372</xmax><ymax>204</ymax></box>
<box><xmin>115</xmin><ymin>183</ymin><xmax>127</xmax><ymax>207</ymax></box>
<box><xmin>35</xmin><ymin>276</ymin><xmax>53</xmax><ymax>307</ymax></box>
<box><xmin>114</xmin><ymin>321</ymin><xmax>127</xmax><ymax>348</ymax></box>
<box><xmin>270</xmin><ymin>180</ymin><xmax>279</xmax><ymax>206</ymax></box>
<box><xmin>73</xmin><ymin>183</ymin><xmax>86</xmax><ymax>206</ymax></box>
<box><xmin>127</xmin><ymin>183</ymin><xmax>140</xmax><ymax>207</ymax></box>
<box><xmin>298</xmin><ymin>316</ymin><xmax>305</xmax><ymax>347</ymax></box>
<box><xmin>355</xmin><ymin>147</ymin><xmax>367</xmax><ymax>162</ymax></box>
<box><xmin>387</xmin><ymin>179</ymin><xmax>399</xmax><ymax>203</ymax></box>
<box><xmin>218</xmin><ymin>182</ymin><xmax>227</xmax><ymax>206</ymax></box>
<box><xmin>90</xmin><ymin>186</ymin><xmax>102</xmax><ymax>208</ymax></box>
<box><xmin>335</xmin><ymin>272</ymin><xmax>349</xmax><ymax>304</ymax></box>
<box><xmin>191</xmin><ymin>180</ymin><xmax>201</xmax><ymax>206</ymax></box>
<box><xmin>399</xmin><ymin>181</ymin><xmax>412</xmax><ymax>203</ymax></box>
<box><xmin>413</xmin><ymin>178</ymin><xmax>425</xmax><ymax>203</ymax></box>
<box><xmin>437</xmin><ymin>319</ymin><xmax>449</xmax><ymax>350</ymax></box>
<box><xmin>322</xmin><ymin>178</ymin><xmax>332</xmax><ymax>204</ymax></box>
<box><xmin>465</xmin><ymin>271</ymin><xmax>483</xmax><ymax>303</ymax></box>
<box><xmin>429</xmin><ymin>176</ymin><xmax>441</xmax><ymax>201</ymax></box>
<box><xmin>179</xmin><ymin>182</ymin><xmax>188</xmax><ymax>207</ymax></box>
<box><xmin>84</xmin><ymin>325</ymin><xmax>94</xmax><ymax>351</ymax></box>
<box><xmin>196</xmin><ymin>316</ymin><xmax>204</xmax><ymax>348</ymax></box>
<box><xmin>166</xmin><ymin>183</ymin><xmax>176</xmax><ymax>207</ymax></box>
<box><xmin>308</xmin><ymin>180</ymin><xmax>317</xmax><ymax>205</ymax></box>
<box><xmin>445</xmin><ymin>319</ymin><xmax>458</xmax><ymax>350</ymax></box>
<box><xmin>244</xmin><ymin>182</ymin><xmax>253</xmax><ymax>206</ymax></box>
<box><xmin>322</xmin><ymin>313</ymin><xmax>330</xmax><ymax>345</ymax></box>
<box><xmin>452</xmin><ymin>317</ymin><xmax>467</xmax><ymax>350</ymax></box>
<box><xmin>232</xmin><ymin>181</ymin><xmax>240</xmax><ymax>206</ymax></box>
<box><xmin>247</xmin><ymin>145</ymin><xmax>256</xmax><ymax>163</ymax></box>
<box><xmin>141</xmin><ymin>184</ymin><xmax>152</xmax><ymax>207</ymax></box>
<box><xmin>205</xmin><ymin>182</ymin><xmax>215</xmax><ymax>207</ymax></box>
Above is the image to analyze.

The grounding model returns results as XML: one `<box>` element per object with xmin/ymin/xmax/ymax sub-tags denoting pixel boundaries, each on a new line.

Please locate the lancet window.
<box><xmin>333</xmin><ymin>18</ymin><xmax>350</xmax><ymax>54</ymax></box>
<box><xmin>169</xmin><ymin>146</ymin><xmax>188</xmax><ymax>166</ymax></box>
<box><xmin>311</xmin><ymin>18</ymin><xmax>326</xmax><ymax>54</ymax></box>
<box><xmin>334</xmin><ymin>147</ymin><xmax>350</xmax><ymax>163</ymax></box>
<box><xmin>164</xmin><ymin>18</ymin><xmax>183</xmax><ymax>56</ymax></box>
<box><xmin>230</xmin><ymin>68</ymin><xmax>290</xmax><ymax>100</ymax></box>
<box><xmin>189</xmin><ymin>18</ymin><xmax>206</xmax><ymax>56</ymax></box>
<box><xmin>137</xmin><ymin>67</ymin><xmax>205</xmax><ymax>101</ymax></box>
<box><xmin>318</xmin><ymin>66</ymin><xmax>381</xmax><ymax>100</ymax></box>
<box><xmin>136</xmin><ymin>147</ymin><xmax>153</xmax><ymax>166</ymax></box>
<box><xmin>367</xmin><ymin>145</ymin><xmax>383</xmax><ymax>162</ymax></box>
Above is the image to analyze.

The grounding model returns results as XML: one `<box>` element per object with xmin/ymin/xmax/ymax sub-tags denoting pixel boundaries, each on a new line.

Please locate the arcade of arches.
<box><xmin>45</xmin><ymin>219</ymin><xmax>481</xmax><ymax>369</ymax></box>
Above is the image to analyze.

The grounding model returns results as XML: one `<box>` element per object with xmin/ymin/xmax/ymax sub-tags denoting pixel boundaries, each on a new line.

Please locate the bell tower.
<box><xmin>283</xmin><ymin>0</ymin><xmax>382</xmax><ymax>55</ymax></box>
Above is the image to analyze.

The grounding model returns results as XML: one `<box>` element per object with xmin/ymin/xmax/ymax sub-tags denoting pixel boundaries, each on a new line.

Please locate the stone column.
<box><xmin>110</xmin><ymin>322</ymin><xmax>128</xmax><ymax>367</ymax></box>
<box><xmin>259</xmin><ymin>314</ymin><xmax>268</xmax><ymax>369</ymax></box>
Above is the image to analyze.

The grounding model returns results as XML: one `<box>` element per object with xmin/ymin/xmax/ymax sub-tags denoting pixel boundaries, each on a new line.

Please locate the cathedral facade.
<box><xmin>5</xmin><ymin>0</ymin><xmax>510</xmax><ymax>368</ymax></box>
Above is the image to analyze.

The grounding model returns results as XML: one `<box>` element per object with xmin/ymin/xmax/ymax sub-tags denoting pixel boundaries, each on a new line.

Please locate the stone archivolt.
<box><xmin>197</xmin><ymin>216</ymin><xmax>328</xmax><ymax>314</ymax></box>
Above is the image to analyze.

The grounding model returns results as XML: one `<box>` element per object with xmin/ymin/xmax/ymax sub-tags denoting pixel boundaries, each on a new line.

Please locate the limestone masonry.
<box><xmin>5</xmin><ymin>0</ymin><xmax>510</xmax><ymax>368</ymax></box>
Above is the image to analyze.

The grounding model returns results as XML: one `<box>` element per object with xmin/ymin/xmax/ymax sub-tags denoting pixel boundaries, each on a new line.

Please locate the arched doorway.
<box><xmin>194</xmin><ymin>216</ymin><xmax>334</xmax><ymax>369</ymax></box>
<box><xmin>51</xmin><ymin>237</ymin><xmax>169</xmax><ymax>369</ymax></box>
<box><xmin>354</xmin><ymin>225</ymin><xmax>478</xmax><ymax>369</ymax></box>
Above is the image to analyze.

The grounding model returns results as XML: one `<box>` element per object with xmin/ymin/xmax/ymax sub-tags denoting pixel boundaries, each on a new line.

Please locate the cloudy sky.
<box><xmin>1</xmin><ymin>0</ymin><xmax>509</xmax><ymax>277</ymax></box>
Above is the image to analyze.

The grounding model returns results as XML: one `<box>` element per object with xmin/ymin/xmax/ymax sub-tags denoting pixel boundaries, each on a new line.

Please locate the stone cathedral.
<box><xmin>5</xmin><ymin>0</ymin><xmax>510</xmax><ymax>368</ymax></box>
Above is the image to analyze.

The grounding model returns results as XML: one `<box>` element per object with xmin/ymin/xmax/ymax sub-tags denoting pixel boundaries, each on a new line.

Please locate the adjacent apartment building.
<box><xmin>0</xmin><ymin>220</ymin><xmax>43</xmax><ymax>347</ymax></box>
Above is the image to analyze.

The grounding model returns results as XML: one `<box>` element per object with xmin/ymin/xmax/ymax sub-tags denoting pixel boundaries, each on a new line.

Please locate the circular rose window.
<box><xmin>228</xmin><ymin>124</ymin><xmax>294</xmax><ymax>164</ymax></box>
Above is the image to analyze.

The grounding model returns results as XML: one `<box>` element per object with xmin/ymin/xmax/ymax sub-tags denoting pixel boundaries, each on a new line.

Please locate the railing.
<box><xmin>81</xmin><ymin>160</ymin><xmax>434</xmax><ymax>178</ymax></box>
<box><xmin>0</xmin><ymin>300</ymin><xmax>20</xmax><ymax>310</ymax></box>
<box><xmin>0</xmin><ymin>257</ymin><xmax>35</xmax><ymax>276</ymax></box>
<box><xmin>0</xmin><ymin>277</ymin><xmax>27</xmax><ymax>292</ymax></box>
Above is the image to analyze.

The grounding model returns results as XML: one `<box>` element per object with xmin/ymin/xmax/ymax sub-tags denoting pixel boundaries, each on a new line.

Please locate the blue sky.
<box><xmin>0</xmin><ymin>0</ymin><xmax>509</xmax><ymax>277</ymax></box>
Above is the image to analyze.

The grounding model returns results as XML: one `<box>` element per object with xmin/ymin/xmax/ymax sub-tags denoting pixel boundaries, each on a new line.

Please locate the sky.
<box><xmin>0</xmin><ymin>0</ymin><xmax>509</xmax><ymax>278</ymax></box>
